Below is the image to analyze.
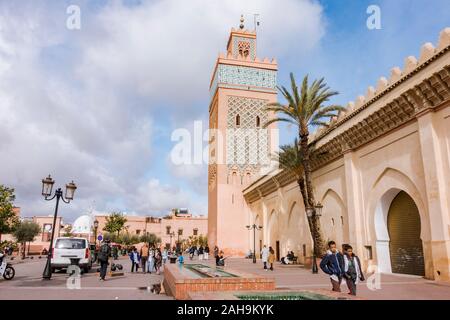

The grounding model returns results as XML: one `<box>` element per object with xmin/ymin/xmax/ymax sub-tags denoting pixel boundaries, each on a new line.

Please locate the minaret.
<box><xmin>208</xmin><ymin>16</ymin><xmax>278</xmax><ymax>255</ymax></box>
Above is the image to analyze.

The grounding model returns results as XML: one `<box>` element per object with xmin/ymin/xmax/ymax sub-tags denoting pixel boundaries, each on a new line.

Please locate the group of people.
<box><xmin>281</xmin><ymin>251</ymin><xmax>296</xmax><ymax>265</ymax></box>
<box><xmin>188</xmin><ymin>245</ymin><xmax>210</xmax><ymax>260</ymax></box>
<box><xmin>320</xmin><ymin>241</ymin><xmax>365</xmax><ymax>296</ymax></box>
<box><xmin>2</xmin><ymin>247</ymin><xmax>13</xmax><ymax>256</ymax></box>
<box><xmin>260</xmin><ymin>245</ymin><xmax>276</xmax><ymax>271</ymax></box>
<box><xmin>129</xmin><ymin>244</ymin><xmax>167</xmax><ymax>274</ymax></box>
<box><xmin>96</xmin><ymin>240</ymin><xmax>171</xmax><ymax>281</ymax></box>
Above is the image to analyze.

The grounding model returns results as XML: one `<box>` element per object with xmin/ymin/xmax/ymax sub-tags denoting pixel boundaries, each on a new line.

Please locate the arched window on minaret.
<box><xmin>232</xmin><ymin>171</ymin><xmax>238</xmax><ymax>184</ymax></box>
<box><xmin>236</xmin><ymin>114</ymin><xmax>240</xmax><ymax>126</ymax></box>
<box><xmin>256</xmin><ymin>116</ymin><xmax>260</xmax><ymax>127</ymax></box>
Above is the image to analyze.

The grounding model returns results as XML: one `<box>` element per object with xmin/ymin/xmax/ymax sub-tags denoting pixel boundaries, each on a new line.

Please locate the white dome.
<box><xmin>72</xmin><ymin>215</ymin><xmax>93</xmax><ymax>234</ymax></box>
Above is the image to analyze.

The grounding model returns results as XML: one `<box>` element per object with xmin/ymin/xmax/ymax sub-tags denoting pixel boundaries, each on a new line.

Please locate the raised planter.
<box><xmin>163</xmin><ymin>263</ymin><xmax>275</xmax><ymax>300</ymax></box>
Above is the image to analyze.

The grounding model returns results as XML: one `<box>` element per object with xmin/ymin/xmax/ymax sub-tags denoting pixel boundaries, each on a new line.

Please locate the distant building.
<box><xmin>94</xmin><ymin>210</ymin><xmax>207</xmax><ymax>248</ymax></box>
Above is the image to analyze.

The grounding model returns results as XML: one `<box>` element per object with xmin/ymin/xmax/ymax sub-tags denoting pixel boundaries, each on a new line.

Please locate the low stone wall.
<box><xmin>163</xmin><ymin>264</ymin><xmax>275</xmax><ymax>300</ymax></box>
<box><xmin>187</xmin><ymin>289</ymin><xmax>364</xmax><ymax>300</ymax></box>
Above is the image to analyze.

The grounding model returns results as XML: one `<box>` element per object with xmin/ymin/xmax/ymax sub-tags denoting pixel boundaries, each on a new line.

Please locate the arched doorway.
<box><xmin>387</xmin><ymin>191</ymin><xmax>425</xmax><ymax>276</ymax></box>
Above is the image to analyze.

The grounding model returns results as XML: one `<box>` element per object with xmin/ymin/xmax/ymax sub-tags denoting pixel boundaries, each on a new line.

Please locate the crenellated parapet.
<box><xmin>310</xmin><ymin>27</ymin><xmax>450</xmax><ymax>143</ymax></box>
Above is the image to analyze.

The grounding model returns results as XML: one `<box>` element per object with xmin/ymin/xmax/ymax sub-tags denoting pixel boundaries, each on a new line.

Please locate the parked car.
<box><xmin>51</xmin><ymin>237</ymin><xmax>92</xmax><ymax>273</ymax></box>
<box><xmin>89</xmin><ymin>243</ymin><xmax>97</xmax><ymax>263</ymax></box>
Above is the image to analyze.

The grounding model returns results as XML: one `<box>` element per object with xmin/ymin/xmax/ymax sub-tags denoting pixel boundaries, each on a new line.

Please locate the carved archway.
<box><xmin>367</xmin><ymin>168</ymin><xmax>431</xmax><ymax>276</ymax></box>
<box><xmin>320</xmin><ymin>189</ymin><xmax>349</xmax><ymax>247</ymax></box>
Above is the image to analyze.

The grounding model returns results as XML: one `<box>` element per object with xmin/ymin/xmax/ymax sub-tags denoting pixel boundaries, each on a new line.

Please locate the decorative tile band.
<box><xmin>210</xmin><ymin>64</ymin><xmax>277</xmax><ymax>99</ymax></box>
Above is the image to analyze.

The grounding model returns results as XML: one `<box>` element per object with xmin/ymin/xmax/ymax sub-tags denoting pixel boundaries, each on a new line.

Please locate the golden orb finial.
<box><xmin>239</xmin><ymin>14</ymin><xmax>244</xmax><ymax>30</ymax></box>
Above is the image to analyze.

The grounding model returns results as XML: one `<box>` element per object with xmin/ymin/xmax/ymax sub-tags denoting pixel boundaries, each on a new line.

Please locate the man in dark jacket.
<box><xmin>97</xmin><ymin>240</ymin><xmax>111</xmax><ymax>281</ymax></box>
<box><xmin>320</xmin><ymin>240</ymin><xmax>344</xmax><ymax>292</ymax></box>
<box><xmin>342</xmin><ymin>244</ymin><xmax>365</xmax><ymax>295</ymax></box>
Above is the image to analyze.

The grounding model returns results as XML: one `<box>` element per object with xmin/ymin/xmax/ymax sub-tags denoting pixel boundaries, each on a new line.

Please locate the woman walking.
<box><xmin>147</xmin><ymin>247</ymin><xmax>155</xmax><ymax>274</ymax></box>
<box><xmin>268</xmin><ymin>247</ymin><xmax>275</xmax><ymax>271</ymax></box>
<box><xmin>154</xmin><ymin>249</ymin><xmax>162</xmax><ymax>275</ymax></box>
<box><xmin>261</xmin><ymin>245</ymin><xmax>269</xmax><ymax>270</ymax></box>
<box><xmin>162</xmin><ymin>248</ymin><xmax>168</xmax><ymax>264</ymax></box>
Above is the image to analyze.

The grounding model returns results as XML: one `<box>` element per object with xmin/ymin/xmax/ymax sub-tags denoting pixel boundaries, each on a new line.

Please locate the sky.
<box><xmin>0</xmin><ymin>0</ymin><xmax>448</xmax><ymax>223</ymax></box>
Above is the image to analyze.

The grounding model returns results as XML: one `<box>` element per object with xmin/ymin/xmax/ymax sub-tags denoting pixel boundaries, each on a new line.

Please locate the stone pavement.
<box><xmin>0</xmin><ymin>256</ymin><xmax>171</xmax><ymax>300</ymax></box>
<box><xmin>1</xmin><ymin>255</ymin><xmax>450</xmax><ymax>300</ymax></box>
<box><xmin>197</xmin><ymin>257</ymin><xmax>450</xmax><ymax>300</ymax></box>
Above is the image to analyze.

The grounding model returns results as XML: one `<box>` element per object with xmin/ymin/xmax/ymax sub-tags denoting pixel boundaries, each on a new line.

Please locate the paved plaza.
<box><xmin>1</xmin><ymin>256</ymin><xmax>450</xmax><ymax>300</ymax></box>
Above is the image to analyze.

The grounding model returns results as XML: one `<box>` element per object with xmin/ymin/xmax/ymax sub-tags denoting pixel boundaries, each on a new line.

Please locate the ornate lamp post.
<box><xmin>41</xmin><ymin>175</ymin><xmax>77</xmax><ymax>280</ymax></box>
<box><xmin>246</xmin><ymin>224</ymin><xmax>263</xmax><ymax>263</ymax></box>
<box><xmin>306</xmin><ymin>202</ymin><xmax>323</xmax><ymax>274</ymax></box>
<box><xmin>93</xmin><ymin>219</ymin><xmax>99</xmax><ymax>244</ymax></box>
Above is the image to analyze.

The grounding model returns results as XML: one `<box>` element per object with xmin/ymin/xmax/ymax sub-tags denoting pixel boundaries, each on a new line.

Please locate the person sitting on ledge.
<box><xmin>216</xmin><ymin>251</ymin><xmax>225</xmax><ymax>267</ymax></box>
<box><xmin>281</xmin><ymin>251</ymin><xmax>295</xmax><ymax>265</ymax></box>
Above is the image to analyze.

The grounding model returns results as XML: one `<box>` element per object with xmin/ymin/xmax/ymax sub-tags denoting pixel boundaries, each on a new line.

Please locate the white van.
<box><xmin>51</xmin><ymin>237</ymin><xmax>92</xmax><ymax>273</ymax></box>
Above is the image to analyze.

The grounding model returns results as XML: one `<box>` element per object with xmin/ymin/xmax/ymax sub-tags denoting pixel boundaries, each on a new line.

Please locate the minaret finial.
<box><xmin>239</xmin><ymin>14</ymin><xmax>244</xmax><ymax>30</ymax></box>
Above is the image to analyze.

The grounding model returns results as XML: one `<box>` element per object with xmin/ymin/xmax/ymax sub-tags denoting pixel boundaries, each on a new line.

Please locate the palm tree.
<box><xmin>276</xmin><ymin>140</ymin><xmax>308</xmax><ymax>210</ymax></box>
<box><xmin>266</xmin><ymin>73</ymin><xmax>344</xmax><ymax>255</ymax></box>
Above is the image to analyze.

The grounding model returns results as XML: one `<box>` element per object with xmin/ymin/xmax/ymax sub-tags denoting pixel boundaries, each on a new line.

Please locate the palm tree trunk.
<box><xmin>297</xmin><ymin>177</ymin><xmax>308</xmax><ymax>210</ymax></box>
<box><xmin>299</xmin><ymin>130</ymin><xmax>325</xmax><ymax>256</ymax></box>
<box><xmin>21</xmin><ymin>242</ymin><xmax>26</xmax><ymax>259</ymax></box>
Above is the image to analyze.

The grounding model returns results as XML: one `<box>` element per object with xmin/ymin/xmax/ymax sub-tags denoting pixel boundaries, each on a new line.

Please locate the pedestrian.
<box><xmin>177</xmin><ymin>253</ymin><xmax>184</xmax><ymax>265</ymax></box>
<box><xmin>204</xmin><ymin>245</ymin><xmax>210</xmax><ymax>260</ymax></box>
<box><xmin>261</xmin><ymin>245</ymin><xmax>269</xmax><ymax>271</ymax></box>
<box><xmin>342</xmin><ymin>244</ymin><xmax>365</xmax><ymax>296</ymax></box>
<box><xmin>129</xmin><ymin>247</ymin><xmax>140</xmax><ymax>272</ymax></box>
<box><xmin>155</xmin><ymin>249</ymin><xmax>162</xmax><ymax>275</ymax></box>
<box><xmin>268</xmin><ymin>247</ymin><xmax>275</xmax><ymax>271</ymax></box>
<box><xmin>147</xmin><ymin>248</ymin><xmax>155</xmax><ymax>273</ymax></box>
<box><xmin>140</xmin><ymin>243</ymin><xmax>149</xmax><ymax>273</ymax></box>
<box><xmin>213</xmin><ymin>246</ymin><xmax>219</xmax><ymax>259</ymax></box>
<box><xmin>112</xmin><ymin>245</ymin><xmax>118</xmax><ymax>260</ymax></box>
<box><xmin>198</xmin><ymin>245</ymin><xmax>204</xmax><ymax>260</ymax></box>
<box><xmin>216</xmin><ymin>250</ymin><xmax>225</xmax><ymax>266</ymax></box>
<box><xmin>98</xmin><ymin>240</ymin><xmax>111</xmax><ymax>281</ymax></box>
<box><xmin>320</xmin><ymin>240</ymin><xmax>345</xmax><ymax>292</ymax></box>
<box><xmin>162</xmin><ymin>248</ymin><xmax>168</xmax><ymax>264</ymax></box>
<box><xmin>189</xmin><ymin>246</ymin><xmax>195</xmax><ymax>260</ymax></box>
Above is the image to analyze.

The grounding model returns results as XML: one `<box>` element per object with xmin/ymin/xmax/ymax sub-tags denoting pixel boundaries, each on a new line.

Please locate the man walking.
<box><xmin>342</xmin><ymin>244</ymin><xmax>365</xmax><ymax>295</ymax></box>
<box><xmin>140</xmin><ymin>243</ymin><xmax>149</xmax><ymax>273</ymax></box>
<box><xmin>129</xmin><ymin>247</ymin><xmax>140</xmax><ymax>272</ymax></box>
<box><xmin>320</xmin><ymin>241</ymin><xmax>344</xmax><ymax>292</ymax></box>
<box><xmin>97</xmin><ymin>239</ymin><xmax>111</xmax><ymax>281</ymax></box>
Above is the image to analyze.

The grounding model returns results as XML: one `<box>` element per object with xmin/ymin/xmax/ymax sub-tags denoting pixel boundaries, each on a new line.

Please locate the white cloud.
<box><xmin>0</xmin><ymin>0</ymin><xmax>325</xmax><ymax>222</ymax></box>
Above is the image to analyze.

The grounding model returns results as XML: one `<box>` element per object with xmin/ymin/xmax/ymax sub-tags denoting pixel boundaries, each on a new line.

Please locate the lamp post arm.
<box><xmin>44</xmin><ymin>193</ymin><xmax>57</xmax><ymax>201</ymax></box>
<box><xmin>60</xmin><ymin>196</ymin><xmax>71</xmax><ymax>204</ymax></box>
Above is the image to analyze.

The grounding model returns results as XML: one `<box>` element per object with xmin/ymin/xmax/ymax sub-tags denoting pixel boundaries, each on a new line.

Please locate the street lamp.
<box><xmin>306</xmin><ymin>202</ymin><xmax>323</xmax><ymax>274</ymax></box>
<box><xmin>41</xmin><ymin>175</ymin><xmax>77</xmax><ymax>280</ymax></box>
<box><xmin>246</xmin><ymin>224</ymin><xmax>263</xmax><ymax>263</ymax></box>
<box><xmin>93</xmin><ymin>219</ymin><xmax>99</xmax><ymax>244</ymax></box>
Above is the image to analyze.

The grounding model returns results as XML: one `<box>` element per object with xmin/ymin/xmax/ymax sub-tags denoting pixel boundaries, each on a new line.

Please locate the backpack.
<box><xmin>98</xmin><ymin>244</ymin><xmax>110</xmax><ymax>261</ymax></box>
